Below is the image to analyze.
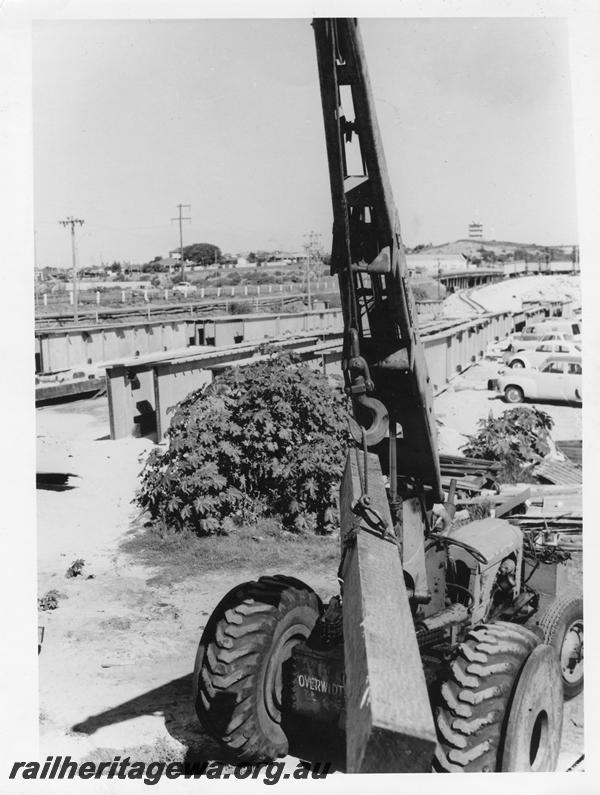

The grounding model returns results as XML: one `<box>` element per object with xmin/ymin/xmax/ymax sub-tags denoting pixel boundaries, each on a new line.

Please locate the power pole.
<box><xmin>59</xmin><ymin>216</ymin><xmax>84</xmax><ymax>322</ymax></box>
<box><xmin>171</xmin><ymin>204</ymin><xmax>191</xmax><ymax>279</ymax></box>
<box><xmin>303</xmin><ymin>231</ymin><xmax>322</xmax><ymax>312</ymax></box>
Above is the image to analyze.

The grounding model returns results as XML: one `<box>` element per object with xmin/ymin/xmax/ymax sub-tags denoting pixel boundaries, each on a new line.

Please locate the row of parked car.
<box><xmin>488</xmin><ymin>317</ymin><xmax>582</xmax><ymax>405</ymax></box>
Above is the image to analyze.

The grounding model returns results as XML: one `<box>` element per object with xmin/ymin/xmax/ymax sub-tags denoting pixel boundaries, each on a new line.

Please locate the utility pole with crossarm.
<box><xmin>59</xmin><ymin>216</ymin><xmax>84</xmax><ymax>323</ymax></box>
<box><xmin>303</xmin><ymin>230</ymin><xmax>322</xmax><ymax>312</ymax></box>
<box><xmin>171</xmin><ymin>204</ymin><xmax>191</xmax><ymax>280</ymax></box>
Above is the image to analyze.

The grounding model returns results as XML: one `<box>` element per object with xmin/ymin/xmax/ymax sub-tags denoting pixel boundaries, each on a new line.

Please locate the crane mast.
<box><xmin>313</xmin><ymin>18</ymin><xmax>443</xmax><ymax>507</ymax></box>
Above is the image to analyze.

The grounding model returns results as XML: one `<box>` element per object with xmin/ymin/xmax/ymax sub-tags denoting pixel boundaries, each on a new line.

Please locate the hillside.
<box><xmin>409</xmin><ymin>239</ymin><xmax>575</xmax><ymax>260</ymax></box>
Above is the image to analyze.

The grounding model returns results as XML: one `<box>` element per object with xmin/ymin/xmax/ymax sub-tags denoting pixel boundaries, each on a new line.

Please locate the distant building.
<box><xmin>468</xmin><ymin>221</ymin><xmax>484</xmax><ymax>239</ymax></box>
<box><xmin>154</xmin><ymin>257</ymin><xmax>180</xmax><ymax>273</ymax></box>
<box><xmin>269</xmin><ymin>251</ymin><xmax>304</xmax><ymax>264</ymax></box>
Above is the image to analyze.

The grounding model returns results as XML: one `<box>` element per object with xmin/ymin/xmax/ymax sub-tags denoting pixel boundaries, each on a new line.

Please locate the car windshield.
<box><xmin>540</xmin><ymin>333</ymin><xmax>572</xmax><ymax>341</ymax></box>
<box><xmin>543</xmin><ymin>361</ymin><xmax>565</xmax><ymax>373</ymax></box>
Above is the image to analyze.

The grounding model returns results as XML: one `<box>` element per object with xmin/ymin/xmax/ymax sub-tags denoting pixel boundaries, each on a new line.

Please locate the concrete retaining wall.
<box><xmin>104</xmin><ymin>311</ymin><xmax>515</xmax><ymax>441</ymax></box>
<box><xmin>35</xmin><ymin>309</ymin><xmax>343</xmax><ymax>373</ymax></box>
<box><xmin>37</xmin><ymin>319</ymin><xmax>194</xmax><ymax>372</ymax></box>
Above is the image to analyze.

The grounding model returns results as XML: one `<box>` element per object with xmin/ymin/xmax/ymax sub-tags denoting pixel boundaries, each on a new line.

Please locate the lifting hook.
<box><xmin>345</xmin><ymin>328</ymin><xmax>389</xmax><ymax>446</ymax></box>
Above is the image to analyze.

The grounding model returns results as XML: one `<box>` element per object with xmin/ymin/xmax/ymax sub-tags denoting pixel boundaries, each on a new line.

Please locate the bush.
<box><xmin>38</xmin><ymin>590</ymin><xmax>60</xmax><ymax>611</ymax></box>
<box><xmin>213</xmin><ymin>271</ymin><xmax>242</xmax><ymax>287</ymax></box>
<box><xmin>461</xmin><ymin>407</ymin><xmax>554</xmax><ymax>483</ymax></box>
<box><xmin>228</xmin><ymin>300</ymin><xmax>252</xmax><ymax>315</ymax></box>
<box><xmin>411</xmin><ymin>279</ymin><xmax>446</xmax><ymax>301</ymax></box>
<box><xmin>241</xmin><ymin>270</ymin><xmax>280</xmax><ymax>286</ymax></box>
<box><xmin>136</xmin><ymin>353</ymin><xmax>349</xmax><ymax>535</ymax></box>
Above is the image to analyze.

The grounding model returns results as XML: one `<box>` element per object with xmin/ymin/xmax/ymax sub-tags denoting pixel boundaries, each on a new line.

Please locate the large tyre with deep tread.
<box><xmin>537</xmin><ymin>591</ymin><xmax>583</xmax><ymax>699</ymax></box>
<box><xmin>193</xmin><ymin>575</ymin><xmax>322</xmax><ymax>762</ymax></box>
<box><xmin>433</xmin><ymin>621</ymin><xmax>562</xmax><ymax>772</ymax></box>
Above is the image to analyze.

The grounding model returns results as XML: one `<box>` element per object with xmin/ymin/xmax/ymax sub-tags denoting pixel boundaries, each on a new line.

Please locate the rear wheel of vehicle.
<box><xmin>433</xmin><ymin>622</ymin><xmax>562</xmax><ymax>772</ymax></box>
<box><xmin>537</xmin><ymin>592</ymin><xmax>583</xmax><ymax>700</ymax></box>
<box><xmin>510</xmin><ymin>359</ymin><xmax>525</xmax><ymax>369</ymax></box>
<box><xmin>193</xmin><ymin>575</ymin><xmax>321</xmax><ymax>762</ymax></box>
<box><xmin>504</xmin><ymin>385</ymin><xmax>524</xmax><ymax>403</ymax></box>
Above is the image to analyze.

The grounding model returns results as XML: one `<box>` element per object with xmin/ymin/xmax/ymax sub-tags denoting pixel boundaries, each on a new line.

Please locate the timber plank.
<box><xmin>340</xmin><ymin>451</ymin><xmax>436</xmax><ymax>773</ymax></box>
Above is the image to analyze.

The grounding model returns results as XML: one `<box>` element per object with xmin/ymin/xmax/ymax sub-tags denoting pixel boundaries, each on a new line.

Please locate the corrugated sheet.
<box><xmin>534</xmin><ymin>459</ymin><xmax>582</xmax><ymax>486</ymax></box>
<box><xmin>556</xmin><ymin>440</ymin><xmax>582</xmax><ymax>467</ymax></box>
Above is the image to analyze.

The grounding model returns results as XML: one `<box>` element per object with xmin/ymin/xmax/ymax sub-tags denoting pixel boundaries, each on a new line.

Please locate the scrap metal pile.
<box><xmin>445</xmin><ymin>452</ymin><xmax>582</xmax><ymax>559</ymax></box>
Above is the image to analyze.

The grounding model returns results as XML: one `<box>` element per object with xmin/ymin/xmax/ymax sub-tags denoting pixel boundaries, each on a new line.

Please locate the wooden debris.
<box><xmin>36</xmin><ymin>472</ymin><xmax>79</xmax><ymax>491</ymax></box>
<box><xmin>494</xmin><ymin>488</ymin><xmax>531</xmax><ymax>518</ymax></box>
<box><xmin>439</xmin><ymin>453</ymin><xmax>501</xmax><ymax>496</ymax></box>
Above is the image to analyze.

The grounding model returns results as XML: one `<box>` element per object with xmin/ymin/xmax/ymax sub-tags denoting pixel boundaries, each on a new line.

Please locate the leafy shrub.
<box><xmin>228</xmin><ymin>300</ymin><xmax>253</xmax><ymax>315</ymax></box>
<box><xmin>461</xmin><ymin>407</ymin><xmax>554</xmax><ymax>482</ymax></box>
<box><xmin>410</xmin><ymin>279</ymin><xmax>446</xmax><ymax>301</ymax></box>
<box><xmin>213</xmin><ymin>271</ymin><xmax>242</xmax><ymax>287</ymax></box>
<box><xmin>136</xmin><ymin>353</ymin><xmax>349</xmax><ymax>535</ymax></box>
<box><xmin>65</xmin><ymin>558</ymin><xmax>85</xmax><ymax>578</ymax></box>
<box><xmin>240</xmin><ymin>270</ymin><xmax>280</xmax><ymax>286</ymax></box>
<box><xmin>38</xmin><ymin>590</ymin><xmax>60</xmax><ymax>611</ymax></box>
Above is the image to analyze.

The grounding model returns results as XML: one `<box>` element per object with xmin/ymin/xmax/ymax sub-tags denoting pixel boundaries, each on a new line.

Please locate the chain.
<box><xmin>339</xmin><ymin>424</ymin><xmax>397</xmax><ymax>590</ymax></box>
<box><xmin>350</xmin><ymin>427</ymin><xmax>396</xmax><ymax>543</ymax></box>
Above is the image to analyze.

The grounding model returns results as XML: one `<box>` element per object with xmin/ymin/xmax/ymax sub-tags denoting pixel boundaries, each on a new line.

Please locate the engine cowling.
<box><xmin>445</xmin><ymin>518</ymin><xmax>524</xmax><ymax>625</ymax></box>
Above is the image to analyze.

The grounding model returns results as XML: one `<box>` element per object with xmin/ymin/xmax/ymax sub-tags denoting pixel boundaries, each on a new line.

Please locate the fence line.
<box><xmin>34</xmin><ymin>279</ymin><xmax>339</xmax><ymax>306</ymax></box>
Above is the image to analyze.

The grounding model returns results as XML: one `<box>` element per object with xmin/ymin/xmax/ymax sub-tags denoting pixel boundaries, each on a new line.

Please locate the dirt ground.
<box><xmin>37</xmin><ymin>398</ymin><xmax>339</xmax><ymax>766</ymax></box>
<box><xmin>436</xmin><ymin>360</ymin><xmax>582</xmax><ymax>455</ymax></box>
<box><xmin>36</xmin><ymin>370</ymin><xmax>583</xmax><ymax>771</ymax></box>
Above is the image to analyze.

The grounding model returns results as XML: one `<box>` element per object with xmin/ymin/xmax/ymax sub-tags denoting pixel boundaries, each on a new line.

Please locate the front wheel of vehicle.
<box><xmin>510</xmin><ymin>359</ymin><xmax>525</xmax><ymax>369</ymax></box>
<box><xmin>504</xmin><ymin>385</ymin><xmax>524</xmax><ymax>403</ymax></box>
<box><xmin>193</xmin><ymin>575</ymin><xmax>322</xmax><ymax>762</ymax></box>
<box><xmin>537</xmin><ymin>592</ymin><xmax>583</xmax><ymax>700</ymax></box>
<box><xmin>433</xmin><ymin>622</ymin><xmax>563</xmax><ymax>772</ymax></box>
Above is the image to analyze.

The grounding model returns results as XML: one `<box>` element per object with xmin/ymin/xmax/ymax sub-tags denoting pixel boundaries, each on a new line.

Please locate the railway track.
<box><xmin>34</xmin><ymin>292</ymin><xmax>335</xmax><ymax>329</ymax></box>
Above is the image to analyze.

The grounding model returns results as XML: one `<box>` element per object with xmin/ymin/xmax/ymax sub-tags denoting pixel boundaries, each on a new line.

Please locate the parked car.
<box><xmin>488</xmin><ymin>356</ymin><xmax>582</xmax><ymax>404</ymax></box>
<box><xmin>505</xmin><ymin>331</ymin><xmax>576</xmax><ymax>355</ymax></box>
<box><xmin>172</xmin><ymin>282</ymin><xmax>198</xmax><ymax>294</ymax></box>
<box><xmin>520</xmin><ymin>319</ymin><xmax>582</xmax><ymax>338</ymax></box>
<box><xmin>506</xmin><ymin>341</ymin><xmax>582</xmax><ymax>369</ymax></box>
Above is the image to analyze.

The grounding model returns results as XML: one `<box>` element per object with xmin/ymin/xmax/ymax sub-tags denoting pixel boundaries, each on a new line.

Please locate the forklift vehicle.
<box><xmin>192</xmin><ymin>18</ymin><xmax>582</xmax><ymax>773</ymax></box>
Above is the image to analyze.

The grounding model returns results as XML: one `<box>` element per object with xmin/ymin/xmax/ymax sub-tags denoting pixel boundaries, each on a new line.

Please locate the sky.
<box><xmin>32</xmin><ymin>17</ymin><xmax>578</xmax><ymax>268</ymax></box>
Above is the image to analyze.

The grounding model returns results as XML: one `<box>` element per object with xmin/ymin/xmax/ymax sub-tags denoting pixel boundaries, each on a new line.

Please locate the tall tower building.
<box><xmin>468</xmin><ymin>220</ymin><xmax>483</xmax><ymax>239</ymax></box>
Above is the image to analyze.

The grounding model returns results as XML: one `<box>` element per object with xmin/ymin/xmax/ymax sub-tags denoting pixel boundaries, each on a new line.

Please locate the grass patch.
<box><xmin>121</xmin><ymin>518</ymin><xmax>339</xmax><ymax>586</ymax></box>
